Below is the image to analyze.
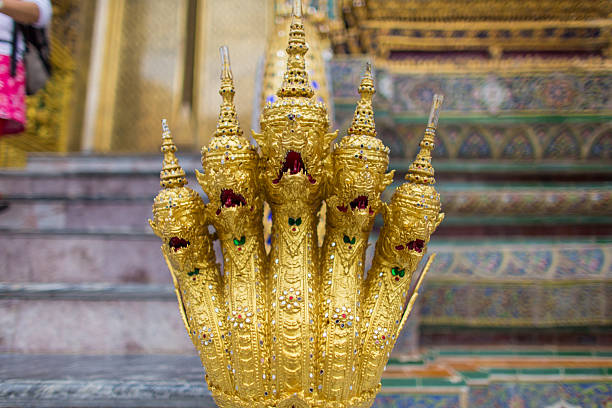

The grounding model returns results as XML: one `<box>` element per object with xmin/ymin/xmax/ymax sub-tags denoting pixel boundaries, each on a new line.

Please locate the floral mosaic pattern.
<box><xmin>330</xmin><ymin>60</ymin><xmax>612</xmax><ymax>114</ymax></box>
<box><xmin>469</xmin><ymin>382</ymin><xmax>612</xmax><ymax>408</ymax></box>
<box><xmin>334</xmin><ymin>110</ymin><xmax>612</xmax><ymax>161</ymax></box>
<box><xmin>374</xmin><ymin>394</ymin><xmax>462</xmax><ymax>408</ymax></box>
<box><xmin>330</xmin><ymin>59</ymin><xmax>612</xmax><ymax>161</ymax></box>
<box><xmin>427</xmin><ymin>243</ymin><xmax>611</xmax><ymax>280</ymax></box>
<box><xmin>419</xmin><ymin>243</ymin><xmax>612</xmax><ymax>326</ymax></box>
<box><xmin>381</xmin><ymin>185</ymin><xmax>612</xmax><ymax>216</ymax></box>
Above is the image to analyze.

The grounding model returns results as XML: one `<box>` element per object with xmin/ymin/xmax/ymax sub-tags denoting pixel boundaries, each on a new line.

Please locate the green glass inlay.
<box><xmin>344</xmin><ymin>235</ymin><xmax>351</xmax><ymax>244</ymax></box>
<box><xmin>295</xmin><ymin>217</ymin><xmax>302</xmax><ymax>226</ymax></box>
<box><xmin>233</xmin><ymin>236</ymin><xmax>245</xmax><ymax>246</ymax></box>
<box><xmin>187</xmin><ymin>268</ymin><xmax>200</xmax><ymax>276</ymax></box>
<box><xmin>289</xmin><ymin>217</ymin><xmax>302</xmax><ymax>226</ymax></box>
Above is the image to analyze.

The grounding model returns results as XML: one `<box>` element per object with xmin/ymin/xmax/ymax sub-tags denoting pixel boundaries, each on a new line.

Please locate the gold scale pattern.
<box><xmin>150</xmin><ymin>2</ymin><xmax>444</xmax><ymax>406</ymax></box>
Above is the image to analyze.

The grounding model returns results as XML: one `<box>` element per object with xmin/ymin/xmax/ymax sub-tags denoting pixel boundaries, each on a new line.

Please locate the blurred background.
<box><xmin>0</xmin><ymin>0</ymin><xmax>611</xmax><ymax>407</ymax></box>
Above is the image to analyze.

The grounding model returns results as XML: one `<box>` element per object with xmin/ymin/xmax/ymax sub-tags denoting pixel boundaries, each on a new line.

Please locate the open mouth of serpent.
<box><xmin>272</xmin><ymin>151</ymin><xmax>316</xmax><ymax>184</ymax></box>
<box><xmin>220</xmin><ymin>189</ymin><xmax>246</xmax><ymax>208</ymax></box>
<box><xmin>337</xmin><ymin>195</ymin><xmax>374</xmax><ymax>215</ymax></box>
<box><xmin>395</xmin><ymin>239</ymin><xmax>425</xmax><ymax>253</ymax></box>
<box><xmin>169</xmin><ymin>237</ymin><xmax>190</xmax><ymax>252</ymax></box>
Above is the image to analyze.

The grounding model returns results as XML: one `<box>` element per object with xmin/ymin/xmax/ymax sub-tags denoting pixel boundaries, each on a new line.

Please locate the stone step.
<box><xmin>0</xmin><ymin>282</ymin><xmax>417</xmax><ymax>356</ymax></box>
<box><xmin>2</xmin><ymin>231</ymin><xmax>609</xmax><ymax>285</ymax></box>
<box><xmin>0</xmin><ymin>231</ymin><xmax>170</xmax><ymax>284</ymax></box>
<box><xmin>0</xmin><ymin>198</ymin><xmax>152</xmax><ymax>231</ymax></box>
<box><xmin>1</xmin><ymin>352</ymin><xmax>610</xmax><ymax>408</ymax></box>
<box><xmin>16</xmin><ymin>153</ymin><xmax>201</xmax><ymax>173</ymax></box>
<box><xmin>0</xmin><ymin>172</ymin><xmax>203</xmax><ymax>198</ymax></box>
<box><xmin>2</xmin><ymin>183</ymin><xmax>610</xmax><ymax>234</ymax></box>
<box><xmin>0</xmin><ymin>285</ymin><xmax>191</xmax><ymax>354</ymax></box>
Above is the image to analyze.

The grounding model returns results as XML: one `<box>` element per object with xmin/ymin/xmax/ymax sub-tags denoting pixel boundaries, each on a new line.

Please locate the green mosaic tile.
<box><xmin>518</xmin><ymin>368</ymin><xmax>561</xmax><ymax>376</ymax></box>
<box><xmin>381</xmin><ymin>378</ymin><xmax>418</xmax><ymax>388</ymax></box>
<box><xmin>387</xmin><ymin>358</ymin><xmax>425</xmax><ymax>366</ymax></box>
<box><xmin>458</xmin><ymin>371</ymin><xmax>489</xmax><ymax>380</ymax></box>
<box><xmin>556</xmin><ymin>351</ymin><xmax>595</xmax><ymax>357</ymax></box>
<box><xmin>564</xmin><ymin>368</ymin><xmax>607</xmax><ymax>376</ymax></box>
<box><xmin>420</xmin><ymin>377</ymin><xmax>466</xmax><ymax>387</ymax></box>
<box><xmin>489</xmin><ymin>368</ymin><xmax>518</xmax><ymax>375</ymax></box>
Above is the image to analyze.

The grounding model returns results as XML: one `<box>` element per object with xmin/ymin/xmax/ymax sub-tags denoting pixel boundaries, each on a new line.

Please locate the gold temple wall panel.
<box><xmin>93</xmin><ymin>0</ymin><xmax>190</xmax><ymax>153</ymax></box>
<box><xmin>364</xmin><ymin>0</ymin><xmax>611</xmax><ymax>21</ymax></box>
<box><xmin>195</xmin><ymin>0</ymin><xmax>273</xmax><ymax>150</ymax></box>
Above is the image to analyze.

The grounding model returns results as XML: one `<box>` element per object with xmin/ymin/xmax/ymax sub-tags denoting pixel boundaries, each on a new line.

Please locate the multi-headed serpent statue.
<box><xmin>149</xmin><ymin>2</ymin><xmax>444</xmax><ymax>407</ymax></box>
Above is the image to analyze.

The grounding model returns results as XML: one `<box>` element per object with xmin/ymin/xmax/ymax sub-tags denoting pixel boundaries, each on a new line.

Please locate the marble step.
<box><xmin>1</xmin><ymin>352</ymin><xmax>611</xmax><ymax>408</ymax></box>
<box><xmin>0</xmin><ymin>171</ymin><xmax>203</xmax><ymax>198</ymax></box>
<box><xmin>0</xmin><ymin>283</ymin><xmax>193</xmax><ymax>354</ymax></box>
<box><xmin>0</xmin><ymin>282</ymin><xmax>418</xmax><ymax>356</ymax></box>
<box><xmin>0</xmin><ymin>231</ymin><xmax>170</xmax><ymax>284</ymax></box>
<box><xmin>2</xmin><ymin>231</ymin><xmax>609</xmax><ymax>285</ymax></box>
<box><xmin>0</xmin><ymin>354</ymin><xmax>463</xmax><ymax>408</ymax></box>
<box><xmin>0</xmin><ymin>197</ymin><xmax>152</xmax><ymax>231</ymax></box>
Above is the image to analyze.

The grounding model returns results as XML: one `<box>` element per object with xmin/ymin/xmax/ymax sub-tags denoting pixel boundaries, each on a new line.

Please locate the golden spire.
<box><xmin>159</xmin><ymin>119</ymin><xmax>187</xmax><ymax>189</ymax></box>
<box><xmin>214</xmin><ymin>46</ymin><xmax>243</xmax><ymax>138</ymax></box>
<box><xmin>406</xmin><ymin>94</ymin><xmax>444</xmax><ymax>185</ymax></box>
<box><xmin>348</xmin><ymin>62</ymin><xmax>376</xmax><ymax>138</ymax></box>
<box><xmin>277</xmin><ymin>0</ymin><xmax>314</xmax><ymax>98</ymax></box>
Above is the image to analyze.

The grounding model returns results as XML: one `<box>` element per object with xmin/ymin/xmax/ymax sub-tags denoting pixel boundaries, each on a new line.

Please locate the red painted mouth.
<box><xmin>338</xmin><ymin>195</ymin><xmax>374</xmax><ymax>215</ymax></box>
<box><xmin>272</xmin><ymin>151</ymin><xmax>316</xmax><ymax>184</ymax></box>
<box><xmin>220</xmin><ymin>189</ymin><xmax>246</xmax><ymax>208</ymax></box>
<box><xmin>169</xmin><ymin>237</ymin><xmax>190</xmax><ymax>252</ymax></box>
<box><xmin>395</xmin><ymin>239</ymin><xmax>424</xmax><ymax>252</ymax></box>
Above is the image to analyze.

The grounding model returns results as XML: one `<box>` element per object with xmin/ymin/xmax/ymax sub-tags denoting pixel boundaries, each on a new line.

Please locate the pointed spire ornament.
<box><xmin>348</xmin><ymin>62</ymin><xmax>376</xmax><ymax>138</ymax></box>
<box><xmin>335</xmin><ymin>63</ymin><xmax>390</xmax><ymax>174</ymax></box>
<box><xmin>159</xmin><ymin>119</ymin><xmax>187</xmax><ymax>189</ymax></box>
<box><xmin>277</xmin><ymin>0</ymin><xmax>314</xmax><ymax>98</ymax></box>
<box><xmin>406</xmin><ymin>94</ymin><xmax>444</xmax><ymax>186</ymax></box>
<box><xmin>202</xmin><ymin>46</ymin><xmax>256</xmax><ymax>169</ymax></box>
<box><xmin>214</xmin><ymin>46</ymin><xmax>243</xmax><ymax>138</ymax></box>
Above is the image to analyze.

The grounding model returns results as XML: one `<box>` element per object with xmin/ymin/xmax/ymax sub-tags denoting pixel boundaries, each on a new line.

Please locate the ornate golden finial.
<box><xmin>406</xmin><ymin>94</ymin><xmax>444</xmax><ymax>185</ymax></box>
<box><xmin>153</xmin><ymin>7</ymin><xmax>445</xmax><ymax>408</ymax></box>
<box><xmin>215</xmin><ymin>46</ymin><xmax>243</xmax><ymax>138</ymax></box>
<box><xmin>160</xmin><ymin>119</ymin><xmax>187</xmax><ymax>189</ymax></box>
<box><xmin>348</xmin><ymin>62</ymin><xmax>376</xmax><ymax>138</ymax></box>
<box><xmin>335</xmin><ymin>63</ymin><xmax>390</xmax><ymax>175</ymax></box>
<box><xmin>277</xmin><ymin>0</ymin><xmax>314</xmax><ymax>98</ymax></box>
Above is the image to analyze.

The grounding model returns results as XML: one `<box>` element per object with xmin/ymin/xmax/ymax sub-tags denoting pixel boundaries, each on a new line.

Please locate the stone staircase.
<box><xmin>1</xmin><ymin>153</ymin><xmax>611</xmax><ymax>406</ymax></box>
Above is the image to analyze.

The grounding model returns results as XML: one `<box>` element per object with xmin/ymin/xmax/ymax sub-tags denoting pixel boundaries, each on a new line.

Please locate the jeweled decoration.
<box><xmin>150</xmin><ymin>2</ymin><xmax>444</xmax><ymax>406</ymax></box>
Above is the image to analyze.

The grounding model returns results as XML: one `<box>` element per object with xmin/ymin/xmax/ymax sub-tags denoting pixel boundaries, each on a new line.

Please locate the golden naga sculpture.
<box><xmin>150</xmin><ymin>2</ymin><xmax>444</xmax><ymax>407</ymax></box>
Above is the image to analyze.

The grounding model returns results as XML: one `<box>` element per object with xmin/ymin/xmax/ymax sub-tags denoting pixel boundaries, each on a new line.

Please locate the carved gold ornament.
<box><xmin>150</xmin><ymin>2</ymin><xmax>444</xmax><ymax>407</ymax></box>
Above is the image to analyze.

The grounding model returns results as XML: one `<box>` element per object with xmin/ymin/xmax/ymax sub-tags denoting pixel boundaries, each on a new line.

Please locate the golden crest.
<box><xmin>150</xmin><ymin>2</ymin><xmax>444</xmax><ymax>407</ymax></box>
